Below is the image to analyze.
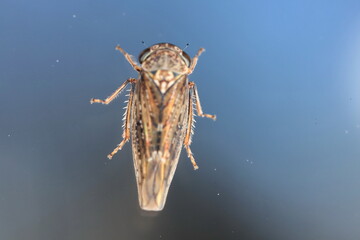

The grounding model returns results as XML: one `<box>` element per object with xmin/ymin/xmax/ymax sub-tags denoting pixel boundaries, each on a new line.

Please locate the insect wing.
<box><xmin>131</xmin><ymin>73</ymin><xmax>189</xmax><ymax>211</ymax></box>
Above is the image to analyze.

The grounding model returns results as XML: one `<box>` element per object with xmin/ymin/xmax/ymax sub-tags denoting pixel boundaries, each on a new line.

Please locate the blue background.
<box><xmin>1</xmin><ymin>0</ymin><xmax>360</xmax><ymax>239</ymax></box>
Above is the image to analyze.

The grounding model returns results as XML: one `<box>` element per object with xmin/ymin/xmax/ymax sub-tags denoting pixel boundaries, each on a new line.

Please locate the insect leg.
<box><xmin>188</xmin><ymin>48</ymin><xmax>205</xmax><ymax>75</ymax></box>
<box><xmin>90</xmin><ymin>78</ymin><xmax>136</xmax><ymax>105</ymax></box>
<box><xmin>115</xmin><ymin>45</ymin><xmax>142</xmax><ymax>72</ymax></box>
<box><xmin>107</xmin><ymin>85</ymin><xmax>134</xmax><ymax>160</ymax></box>
<box><xmin>189</xmin><ymin>82</ymin><xmax>216</xmax><ymax>120</ymax></box>
<box><xmin>184</xmin><ymin>87</ymin><xmax>199</xmax><ymax>170</ymax></box>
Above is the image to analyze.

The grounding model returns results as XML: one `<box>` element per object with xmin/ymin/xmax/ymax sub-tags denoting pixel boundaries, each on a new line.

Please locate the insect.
<box><xmin>90</xmin><ymin>43</ymin><xmax>216</xmax><ymax>211</ymax></box>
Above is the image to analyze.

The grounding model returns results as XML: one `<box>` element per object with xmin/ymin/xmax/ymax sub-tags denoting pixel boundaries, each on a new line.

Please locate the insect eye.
<box><xmin>181</xmin><ymin>52</ymin><xmax>191</xmax><ymax>67</ymax></box>
<box><xmin>138</xmin><ymin>48</ymin><xmax>152</xmax><ymax>63</ymax></box>
<box><xmin>151</xmin><ymin>71</ymin><xmax>157</xmax><ymax>75</ymax></box>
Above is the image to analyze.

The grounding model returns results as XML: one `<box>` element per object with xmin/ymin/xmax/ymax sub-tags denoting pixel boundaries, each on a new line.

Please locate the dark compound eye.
<box><xmin>181</xmin><ymin>52</ymin><xmax>191</xmax><ymax>67</ymax></box>
<box><xmin>138</xmin><ymin>48</ymin><xmax>152</xmax><ymax>63</ymax></box>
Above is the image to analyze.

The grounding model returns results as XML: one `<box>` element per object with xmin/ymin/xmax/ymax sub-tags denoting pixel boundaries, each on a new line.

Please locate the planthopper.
<box><xmin>90</xmin><ymin>43</ymin><xmax>216</xmax><ymax>211</ymax></box>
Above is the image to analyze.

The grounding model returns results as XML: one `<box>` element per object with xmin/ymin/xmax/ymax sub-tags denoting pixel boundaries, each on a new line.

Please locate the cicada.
<box><xmin>90</xmin><ymin>43</ymin><xmax>216</xmax><ymax>211</ymax></box>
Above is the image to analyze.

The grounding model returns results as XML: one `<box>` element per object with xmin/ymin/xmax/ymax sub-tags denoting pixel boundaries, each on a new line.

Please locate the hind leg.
<box><xmin>184</xmin><ymin>87</ymin><xmax>198</xmax><ymax>170</ymax></box>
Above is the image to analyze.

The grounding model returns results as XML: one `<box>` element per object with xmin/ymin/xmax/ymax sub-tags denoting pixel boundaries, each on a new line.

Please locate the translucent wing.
<box><xmin>131</xmin><ymin>74</ymin><xmax>189</xmax><ymax>211</ymax></box>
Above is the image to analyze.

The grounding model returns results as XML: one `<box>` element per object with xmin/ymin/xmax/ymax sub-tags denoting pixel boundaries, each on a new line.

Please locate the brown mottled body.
<box><xmin>90</xmin><ymin>43</ymin><xmax>215</xmax><ymax>211</ymax></box>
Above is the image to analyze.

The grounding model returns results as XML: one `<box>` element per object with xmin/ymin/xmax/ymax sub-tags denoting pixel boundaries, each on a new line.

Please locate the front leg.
<box><xmin>90</xmin><ymin>78</ymin><xmax>136</xmax><ymax>105</ymax></box>
<box><xmin>188</xmin><ymin>48</ymin><xmax>205</xmax><ymax>75</ymax></box>
<box><xmin>115</xmin><ymin>45</ymin><xmax>142</xmax><ymax>72</ymax></box>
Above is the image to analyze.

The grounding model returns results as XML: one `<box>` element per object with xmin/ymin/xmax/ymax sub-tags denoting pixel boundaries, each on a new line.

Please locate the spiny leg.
<box><xmin>184</xmin><ymin>87</ymin><xmax>199</xmax><ymax>170</ymax></box>
<box><xmin>185</xmin><ymin>146</ymin><xmax>198</xmax><ymax>170</ymax></box>
<box><xmin>189</xmin><ymin>82</ymin><xmax>216</xmax><ymax>120</ymax></box>
<box><xmin>90</xmin><ymin>78</ymin><xmax>136</xmax><ymax>105</ymax></box>
<box><xmin>188</xmin><ymin>48</ymin><xmax>205</xmax><ymax>75</ymax></box>
<box><xmin>115</xmin><ymin>45</ymin><xmax>142</xmax><ymax>72</ymax></box>
<box><xmin>107</xmin><ymin>87</ymin><xmax>134</xmax><ymax>159</ymax></box>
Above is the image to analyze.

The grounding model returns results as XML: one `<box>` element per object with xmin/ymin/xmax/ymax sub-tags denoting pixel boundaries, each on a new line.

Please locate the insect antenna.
<box><xmin>182</xmin><ymin>43</ymin><xmax>190</xmax><ymax>51</ymax></box>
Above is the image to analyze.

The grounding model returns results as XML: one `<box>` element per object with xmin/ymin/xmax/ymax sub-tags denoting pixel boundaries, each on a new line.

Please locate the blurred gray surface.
<box><xmin>1</xmin><ymin>0</ymin><xmax>360</xmax><ymax>239</ymax></box>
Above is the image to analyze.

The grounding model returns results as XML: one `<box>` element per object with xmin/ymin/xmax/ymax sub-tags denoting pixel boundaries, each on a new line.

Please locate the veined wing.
<box><xmin>131</xmin><ymin>74</ymin><xmax>189</xmax><ymax>211</ymax></box>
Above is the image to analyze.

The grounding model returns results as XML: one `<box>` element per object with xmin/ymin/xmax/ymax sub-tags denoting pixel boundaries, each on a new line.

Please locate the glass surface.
<box><xmin>1</xmin><ymin>0</ymin><xmax>360</xmax><ymax>239</ymax></box>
